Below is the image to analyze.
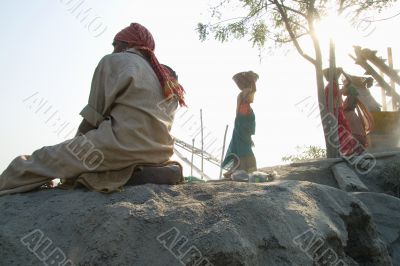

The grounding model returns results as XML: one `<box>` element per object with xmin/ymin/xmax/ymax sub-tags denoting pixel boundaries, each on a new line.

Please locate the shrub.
<box><xmin>282</xmin><ymin>145</ymin><xmax>326</xmax><ymax>163</ymax></box>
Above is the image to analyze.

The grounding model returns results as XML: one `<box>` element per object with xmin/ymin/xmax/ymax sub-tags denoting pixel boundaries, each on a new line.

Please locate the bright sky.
<box><xmin>1</xmin><ymin>0</ymin><xmax>399</xmax><ymax>178</ymax></box>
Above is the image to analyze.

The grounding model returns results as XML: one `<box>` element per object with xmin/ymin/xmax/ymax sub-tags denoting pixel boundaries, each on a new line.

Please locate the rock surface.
<box><xmin>1</xmin><ymin>180</ymin><xmax>399</xmax><ymax>266</ymax></box>
<box><xmin>353</xmin><ymin>192</ymin><xmax>400</xmax><ymax>265</ymax></box>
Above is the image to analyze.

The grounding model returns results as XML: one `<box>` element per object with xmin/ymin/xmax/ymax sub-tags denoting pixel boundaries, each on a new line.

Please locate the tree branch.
<box><xmin>273</xmin><ymin>31</ymin><xmax>309</xmax><ymax>43</ymax></box>
<box><xmin>207</xmin><ymin>17</ymin><xmax>248</xmax><ymax>27</ymax></box>
<box><xmin>273</xmin><ymin>0</ymin><xmax>316</xmax><ymax>64</ymax></box>
<box><xmin>290</xmin><ymin>19</ymin><xmax>310</xmax><ymax>32</ymax></box>
<box><xmin>279</xmin><ymin>3</ymin><xmax>307</xmax><ymax>18</ymax></box>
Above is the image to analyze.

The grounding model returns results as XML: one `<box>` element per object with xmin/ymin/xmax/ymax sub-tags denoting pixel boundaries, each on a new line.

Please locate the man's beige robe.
<box><xmin>0</xmin><ymin>48</ymin><xmax>178</xmax><ymax>196</ymax></box>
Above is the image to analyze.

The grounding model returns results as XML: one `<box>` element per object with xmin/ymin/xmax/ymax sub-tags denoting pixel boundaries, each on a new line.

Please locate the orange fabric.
<box><xmin>238</xmin><ymin>102</ymin><xmax>250</xmax><ymax>115</ymax></box>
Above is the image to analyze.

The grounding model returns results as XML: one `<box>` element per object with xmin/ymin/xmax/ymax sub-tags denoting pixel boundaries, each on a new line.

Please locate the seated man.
<box><xmin>0</xmin><ymin>23</ymin><xmax>186</xmax><ymax>196</ymax></box>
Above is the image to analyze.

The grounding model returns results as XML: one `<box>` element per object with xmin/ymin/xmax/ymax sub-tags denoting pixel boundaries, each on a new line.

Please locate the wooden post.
<box><xmin>388</xmin><ymin>47</ymin><xmax>397</xmax><ymax>110</ymax></box>
<box><xmin>200</xmin><ymin>109</ymin><xmax>204</xmax><ymax>179</ymax></box>
<box><xmin>380</xmin><ymin>70</ymin><xmax>387</xmax><ymax>111</ymax></box>
<box><xmin>191</xmin><ymin>138</ymin><xmax>195</xmax><ymax>176</ymax></box>
<box><xmin>219</xmin><ymin>125</ymin><xmax>229</xmax><ymax>179</ymax></box>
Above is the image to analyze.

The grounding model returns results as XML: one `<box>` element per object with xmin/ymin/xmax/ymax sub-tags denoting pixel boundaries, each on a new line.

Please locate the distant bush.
<box><xmin>282</xmin><ymin>145</ymin><xmax>326</xmax><ymax>163</ymax></box>
<box><xmin>380</xmin><ymin>160</ymin><xmax>400</xmax><ymax>198</ymax></box>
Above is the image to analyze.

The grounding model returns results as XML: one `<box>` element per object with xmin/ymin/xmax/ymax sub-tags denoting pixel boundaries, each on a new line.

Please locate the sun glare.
<box><xmin>315</xmin><ymin>13</ymin><xmax>352</xmax><ymax>45</ymax></box>
<box><xmin>313</xmin><ymin>12</ymin><xmax>363</xmax><ymax>67</ymax></box>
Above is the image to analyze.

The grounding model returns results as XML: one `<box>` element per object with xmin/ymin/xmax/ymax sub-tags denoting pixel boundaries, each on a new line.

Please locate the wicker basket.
<box><xmin>232</xmin><ymin>71</ymin><xmax>259</xmax><ymax>90</ymax></box>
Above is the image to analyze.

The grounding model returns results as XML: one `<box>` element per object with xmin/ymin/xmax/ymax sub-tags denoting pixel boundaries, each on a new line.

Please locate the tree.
<box><xmin>197</xmin><ymin>0</ymin><xmax>396</xmax><ymax>158</ymax></box>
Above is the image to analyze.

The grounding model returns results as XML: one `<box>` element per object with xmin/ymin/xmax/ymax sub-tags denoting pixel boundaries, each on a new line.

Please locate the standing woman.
<box><xmin>222</xmin><ymin>71</ymin><xmax>258</xmax><ymax>178</ymax></box>
<box><xmin>342</xmin><ymin>74</ymin><xmax>374</xmax><ymax>154</ymax></box>
<box><xmin>323</xmin><ymin>67</ymin><xmax>356</xmax><ymax>156</ymax></box>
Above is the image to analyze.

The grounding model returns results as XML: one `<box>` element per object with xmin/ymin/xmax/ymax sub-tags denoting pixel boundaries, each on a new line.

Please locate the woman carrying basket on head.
<box><xmin>222</xmin><ymin>71</ymin><xmax>258</xmax><ymax>178</ymax></box>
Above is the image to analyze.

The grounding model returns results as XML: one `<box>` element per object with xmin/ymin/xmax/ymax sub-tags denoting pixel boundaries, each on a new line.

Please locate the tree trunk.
<box><xmin>309</xmin><ymin>24</ymin><xmax>337</xmax><ymax>158</ymax></box>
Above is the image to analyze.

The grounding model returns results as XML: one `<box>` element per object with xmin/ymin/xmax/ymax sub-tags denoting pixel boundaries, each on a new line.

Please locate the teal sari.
<box><xmin>222</xmin><ymin>107</ymin><xmax>256</xmax><ymax>169</ymax></box>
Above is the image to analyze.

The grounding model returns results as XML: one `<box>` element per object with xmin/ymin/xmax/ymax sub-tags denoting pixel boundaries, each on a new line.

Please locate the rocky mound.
<box><xmin>0</xmin><ymin>181</ymin><xmax>399</xmax><ymax>266</ymax></box>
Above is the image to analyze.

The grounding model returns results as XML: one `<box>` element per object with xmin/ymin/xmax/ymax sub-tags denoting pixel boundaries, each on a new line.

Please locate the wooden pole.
<box><xmin>328</xmin><ymin>38</ymin><xmax>339</xmax><ymax>158</ymax></box>
<box><xmin>191</xmin><ymin>138</ymin><xmax>195</xmax><ymax>176</ymax></box>
<box><xmin>200</xmin><ymin>109</ymin><xmax>204</xmax><ymax>179</ymax></box>
<box><xmin>219</xmin><ymin>125</ymin><xmax>229</xmax><ymax>179</ymax></box>
<box><xmin>380</xmin><ymin>70</ymin><xmax>387</xmax><ymax>111</ymax></box>
<box><xmin>388</xmin><ymin>47</ymin><xmax>397</xmax><ymax>110</ymax></box>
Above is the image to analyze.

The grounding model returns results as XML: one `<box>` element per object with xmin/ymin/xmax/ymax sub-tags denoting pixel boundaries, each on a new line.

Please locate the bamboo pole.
<box><xmin>191</xmin><ymin>138</ymin><xmax>195</xmax><ymax>176</ymax></box>
<box><xmin>361</xmin><ymin>47</ymin><xmax>400</xmax><ymax>85</ymax></box>
<box><xmin>328</xmin><ymin>38</ymin><xmax>339</xmax><ymax>158</ymax></box>
<box><xmin>350</xmin><ymin>53</ymin><xmax>399</xmax><ymax>103</ymax></box>
<box><xmin>200</xmin><ymin>109</ymin><xmax>204</xmax><ymax>179</ymax></box>
<box><xmin>219</xmin><ymin>125</ymin><xmax>229</xmax><ymax>179</ymax></box>
<box><xmin>380</xmin><ymin>70</ymin><xmax>387</xmax><ymax>111</ymax></box>
<box><xmin>388</xmin><ymin>47</ymin><xmax>397</xmax><ymax>110</ymax></box>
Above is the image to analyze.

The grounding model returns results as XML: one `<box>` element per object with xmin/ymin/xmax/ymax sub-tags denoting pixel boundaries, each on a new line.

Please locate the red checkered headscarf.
<box><xmin>114</xmin><ymin>23</ymin><xmax>186</xmax><ymax>106</ymax></box>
